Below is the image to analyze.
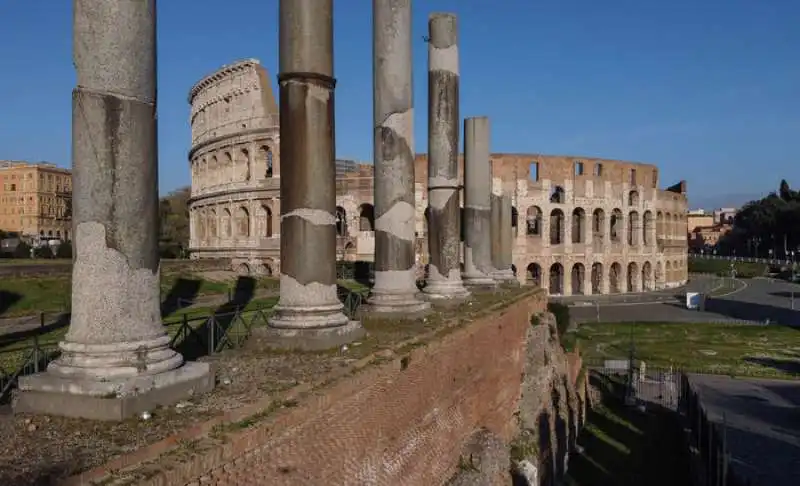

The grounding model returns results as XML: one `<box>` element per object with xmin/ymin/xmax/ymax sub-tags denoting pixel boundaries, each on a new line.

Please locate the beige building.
<box><xmin>0</xmin><ymin>161</ymin><xmax>72</xmax><ymax>240</ymax></box>
<box><xmin>188</xmin><ymin>59</ymin><xmax>689</xmax><ymax>295</ymax></box>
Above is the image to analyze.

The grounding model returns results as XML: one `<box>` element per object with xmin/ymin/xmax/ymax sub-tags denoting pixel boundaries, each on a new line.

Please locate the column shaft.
<box><xmin>462</xmin><ymin>117</ymin><xmax>496</xmax><ymax>287</ymax></box>
<box><xmin>365</xmin><ymin>0</ymin><xmax>430</xmax><ymax>316</ymax></box>
<box><xmin>423</xmin><ymin>13</ymin><xmax>469</xmax><ymax>301</ymax></box>
<box><xmin>491</xmin><ymin>193</ymin><xmax>517</xmax><ymax>283</ymax></box>
<box><xmin>266</xmin><ymin>0</ymin><xmax>363</xmax><ymax>348</ymax></box>
<box><xmin>15</xmin><ymin>0</ymin><xmax>212</xmax><ymax>420</ymax></box>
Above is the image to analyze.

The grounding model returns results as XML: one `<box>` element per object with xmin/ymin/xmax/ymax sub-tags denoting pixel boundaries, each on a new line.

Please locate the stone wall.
<box><xmin>66</xmin><ymin>290</ymin><xmax>588</xmax><ymax>486</ymax></box>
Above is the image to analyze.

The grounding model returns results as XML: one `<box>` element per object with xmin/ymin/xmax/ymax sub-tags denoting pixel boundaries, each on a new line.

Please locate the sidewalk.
<box><xmin>0</xmin><ymin>288</ymin><xmax>279</xmax><ymax>339</ymax></box>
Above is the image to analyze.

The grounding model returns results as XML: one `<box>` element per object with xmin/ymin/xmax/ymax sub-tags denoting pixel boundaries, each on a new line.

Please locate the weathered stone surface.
<box><xmin>364</xmin><ymin>0</ymin><xmax>430</xmax><ymax>317</ymax></box>
<box><xmin>423</xmin><ymin>13</ymin><xmax>469</xmax><ymax>302</ymax></box>
<box><xmin>446</xmin><ymin>428</ymin><xmax>510</xmax><ymax>486</ymax></box>
<box><xmin>462</xmin><ymin>117</ymin><xmax>496</xmax><ymax>288</ymax></box>
<box><xmin>490</xmin><ymin>194</ymin><xmax>517</xmax><ymax>284</ymax></box>
<box><xmin>14</xmin><ymin>0</ymin><xmax>213</xmax><ymax>420</ymax></box>
<box><xmin>264</xmin><ymin>0</ymin><xmax>363</xmax><ymax>347</ymax></box>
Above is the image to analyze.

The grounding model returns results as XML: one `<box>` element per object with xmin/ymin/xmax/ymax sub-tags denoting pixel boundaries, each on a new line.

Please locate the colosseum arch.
<box><xmin>656</xmin><ymin>261</ymin><xmax>664</xmax><ymax>286</ymax></box>
<box><xmin>511</xmin><ymin>206</ymin><xmax>519</xmax><ymax>237</ymax></box>
<box><xmin>240</xmin><ymin>148</ymin><xmax>251</xmax><ymax>181</ymax></box>
<box><xmin>609</xmin><ymin>262</ymin><xmax>622</xmax><ymax>293</ymax></box>
<box><xmin>627</xmin><ymin>261</ymin><xmax>639</xmax><ymax>292</ymax></box>
<box><xmin>643</xmin><ymin>210</ymin><xmax>653</xmax><ymax>245</ymax></box>
<box><xmin>628</xmin><ymin>190</ymin><xmax>640</xmax><ymax>206</ymax></box>
<box><xmin>526</xmin><ymin>206</ymin><xmax>542</xmax><ymax>236</ymax></box>
<box><xmin>591</xmin><ymin>263</ymin><xmax>603</xmax><ymax>294</ymax></box>
<box><xmin>665</xmin><ymin>212</ymin><xmax>672</xmax><ymax>237</ymax></box>
<box><xmin>550</xmin><ymin>208</ymin><xmax>565</xmax><ymax>245</ymax></box>
<box><xmin>222</xmin><ymin>208</ymin><xmax>232</xmax><ymax>238</ymax></box>
<box><xmin>642</xmin><ymin>261</ymin><xmax>653</xmax><ymax>291</ymax></box>
<box><xmin>592</xmin><ymin>209</ymin><xmax>605</xmax><ymax>244</ymax></box>
<box><xmin>656</xmin><ymin>211</ymin><xmax>664</xmax><ymax>239</ymax></box>
<box><xmin>210</xmin><ymin>155</ymin><xmax>220</xmax><ymax>185</ymax></box>
<box><xmin>550</xmin><ymin>186</ymin><xmax>565</xmax><ymax>204</ymax></box>
<box><xmin>571</xmin><ymin>263</ymin><xmax>585</xmax><ymax>295</ymax></box>
<box><xmin>335</xmin><ymin>206</ymin><xmax>348</xmax><ymax>237</ymax></box>
<box><xmin>236</xmin><ymin>206</ymin><xmax>250</xmax><ymax>237</ymax></box>
<box><xmin>344</xmin><ymin>242</ymin><xmax>356</xmax><ymax>261</ymax></box>
<box><xmin>257</xmin><ymin>145</ymin><xmax>274</xmax><ymax>178</ymax></box>
<box><xmin>198</xmin><ymin>209</ymin><xmax>207</xmax><ymax>241</ymax></box>
<box><xmin>572</xmin><ymin>208</ymin><xmax>586</xmax><ymax>244</ymax></box>
<box><xmin>672</xmin><ymin>214</ymin><xmax>679</xmax><ymax>238</ymax></box>
<box><xmin>610</xmin><ymin>209</ymin><xmax>623</xmax><ymax>243</ymax></box>
<box><xmin>258</xmin><ymin>204</ymin><xmax>273</xmax><ymax>237</ymax></box>
<box><xmin>358</xmin><ymin>203</ymin><xmax>375</xmax><ymax>231</ymax></box>
<box><xmin>235</xmin><ymin>262</ymin><xmax>251</xmax><ymax>275</ymax></box>
<box><xmin>208</xmin><ymin>208</ymin><xmax>217</xmax><ymax>238</ymax></box>
<box><xmin>628</xmin><ymin>210</ymin><xmax>640</xmax><ymax>246</ymax></box>
<box><xmin>549</xmin><ymin>263</ymin><xmax>564</xmax><ymax>295</ymax></box>
<box><xmin>526</xmin><ymin>263</ymin><xmax>542</xmax><ymax>286</ymax></box>
<box><xmin>666</xmin><ymin>261</ymin><xmax>672</xmax><ymax>282</ymax></box>
<box><xmin>260</xmin><ymin>259</ymin><xmax>275</xmax><ymax>276</ymax></box>
<box><xmin>223</xmin><ymin>152</ymin><xmax>233</xmax><ymax>183</ymax></box>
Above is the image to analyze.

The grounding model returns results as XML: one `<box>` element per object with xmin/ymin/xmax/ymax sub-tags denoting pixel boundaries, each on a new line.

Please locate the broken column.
<box><xmin>15</xmin><ymin>0</ymin><xmax>213</xmax><ymax>420</ymax></box>
<box><xmin>491</xmin><ymin>194</ymin><xmax>517</xmax><ymax>284</ymax></box>
<box><xmin>263</xmin><ymin>0</ymin><xmax>364</xmax><ymax>349</ymax></box>
<box><xmin>462</xmin><ymin>117</ymin><xmax>497</xmax><ymax>288</ymax></box>
<box><xmin>363</xmin><ymin>0</ymin><xmax>431</xmax><ymax>317</ymax></box>
<box><xmin>423</xmin><ymin>12</ymin><xmax>470</xmax><ymax>302</ymax></box>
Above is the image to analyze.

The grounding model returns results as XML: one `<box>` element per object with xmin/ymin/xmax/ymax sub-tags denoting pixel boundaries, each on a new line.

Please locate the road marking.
<box><xmin>713</xmin><ymin>278</ymin><xmax>748</xmax><ymax>298</ymax></box>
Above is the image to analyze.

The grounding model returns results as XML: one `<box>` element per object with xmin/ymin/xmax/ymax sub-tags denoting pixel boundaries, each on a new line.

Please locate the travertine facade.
<box><xmin>187</xmin><ymin>59</ymin><xmax>281</xmax><ymax>275</ymax></box>
<box><xmin>189</xmin><ymin>61</ymin><xmax>689</xmax><ymax>296</ymax></box>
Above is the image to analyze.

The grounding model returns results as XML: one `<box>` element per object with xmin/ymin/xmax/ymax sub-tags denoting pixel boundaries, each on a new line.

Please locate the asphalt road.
<box><xmin>569</xmin><ymin>276</ymin><xmax>800</xmax><ymax>325</ymax></box>
<box><xmin>687</xmin><ymin>374</ymin><xmax>800</xmax><ymax>486</ymax></box>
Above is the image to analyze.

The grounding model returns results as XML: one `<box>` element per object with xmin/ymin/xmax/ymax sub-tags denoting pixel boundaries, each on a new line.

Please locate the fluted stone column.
<box><xmin>363</xmin><ymin>0</ymin><xmax>430</xmax><ymax>317</ymax></box>
<box><xmin>462</xmin><ymin>117</ymin><xmax>496</xmax><ymax>288</ymax></box>
<box><xmin>263</xmin><ymin>0</ymin><xmax>364</xmax><ymax>349</ymax></box>
<box><xmin>15</xmin><ymin>0</ymin><xmax>213</xmax><ymax>420</ymax></box>
<box><xmin>423</xmin><ymin>13</ymin><xmax>470</xmax><ymax>302</ymax></box>
<box><xmin>491</xmin><ymin>194</ymin><xmax>518</xmax><ymax>283</ymax></box>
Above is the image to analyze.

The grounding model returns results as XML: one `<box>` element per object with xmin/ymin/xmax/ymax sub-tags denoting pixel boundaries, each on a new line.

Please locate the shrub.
<box><xmin>32</xmin><ymin>245</ymin><xmax>54</xmax><ymax>259</ymax></box>
<box><xmin>55</xmin><ymin>241</ymin><xmax>73</xmax><ymax>259</ymax></box>
<box><xmin>12</xmin><ymin>241</ymin><xmax>31</xmax><ymax>259</ymax></box>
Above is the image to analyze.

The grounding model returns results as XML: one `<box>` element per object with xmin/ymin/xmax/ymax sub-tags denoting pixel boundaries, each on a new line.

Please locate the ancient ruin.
<box><xmin>363</xmin><ymin>0</ymin><xmax>430</xmax><ymax>316</ymax></box>
<box><xmin>422</xmin><ymin>13</ymin><xmax>471</xmax><ymax>302</ymax></box>
<box><xmin>258</xmin><ymin>0</ymin><xmax>364</xmax><ymax>350</ymax></box>
<box><xmin>462</xmin><ymin>117</ymin><xmax>497</xmax><ymax>287</ymax></box>
<box><xmin>15</xmin><ymin>0</ymin><xmax>213</xmax><ymax>420</ymax></box>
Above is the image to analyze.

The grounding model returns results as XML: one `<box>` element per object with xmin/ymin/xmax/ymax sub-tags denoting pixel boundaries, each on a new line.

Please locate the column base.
<box><xmin>422</xmin><ymin>279</ymin><xmax>471</xmax><ymax>304</ymax></box>
<box><xmin>13</xmin><ymin>361</ymin><xmax>214</xmax><ymax>421</ymax></box>
<box><xmin>463</xmin><ymin>271</ymin><xmax>499</xmax><ymax>289</ymax></box>
<box><xmin>491</xmin><ymin>269</ymin><xmax>519</xmax><ymax>286</ymax></box>
<box><xmin>361</xmin><ymin>291</ymin><xmax>432</xmax><ymax>320</ymax></box>
<box><xmin>257</xmin><ymin>319</ymin><xmax>365</xmax><ymax>351</ymax></box>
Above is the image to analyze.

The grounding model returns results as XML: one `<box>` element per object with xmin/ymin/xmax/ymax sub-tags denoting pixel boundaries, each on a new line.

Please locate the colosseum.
<box><xmin>187</xmin><ymin>59</ymin><xmax>689</xmax><ymax>296</ymax></box>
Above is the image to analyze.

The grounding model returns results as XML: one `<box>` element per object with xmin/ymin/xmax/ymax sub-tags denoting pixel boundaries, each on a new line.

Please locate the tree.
<box><xmin>158</xmin><ymin>187</ymin><xmax>190</xmax><ymax>258</ymax></box>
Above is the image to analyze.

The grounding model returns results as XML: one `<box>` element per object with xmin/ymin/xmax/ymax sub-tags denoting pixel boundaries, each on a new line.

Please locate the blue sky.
<box><xmin>1</xmin><ymin>0</ymin><xmax>798</xmax><ymax>208</ymax></box>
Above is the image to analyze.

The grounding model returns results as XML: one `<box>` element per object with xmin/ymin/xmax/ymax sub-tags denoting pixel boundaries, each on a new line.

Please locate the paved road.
<box><xmin>569</xmin><ymin>276</ymin><xmax>800</xmax><ymax>325</ymax></box>
<box><xmin>687</xmin><ymin>374</ymin><xmax>800</xmax><ymax>486</ymax></box>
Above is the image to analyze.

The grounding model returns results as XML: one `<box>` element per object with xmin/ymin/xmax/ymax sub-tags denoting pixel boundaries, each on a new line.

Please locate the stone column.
<box><xmin>363</xmin><ymin>0</ymin><xmax>430</xmax><ymax>317</ymax></box>
<box><xmin>491</xmin><ymin>194</ymin><xmax>517</xmax><ymax>283</ymax></box>
<box><xmin>263</xmin><ymin>0</ymin><xmax>364</xmax><ymax>349</ymax></box>
<box><xmin>15</xmin><ymin>0</ymin><xmax>213</xmax><ymax>421</ymax></box>
<box><xmin>462</xmin><ymin>117</ymin><xmax>496</xmax><ymax>288</ymax></box>
<box><xmin>422</xmin><ymin>13</ymin><xmax>470</xmax><ymax>302</ymax></box>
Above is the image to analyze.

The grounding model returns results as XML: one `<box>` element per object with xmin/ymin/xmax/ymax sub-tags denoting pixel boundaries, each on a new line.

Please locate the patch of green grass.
<box><xmin>576</xmin><ymin>322</ymin><xmax>800</xmax><ymax>378</ymax></box>
<box><xmin>688</xmin><ymin>258</ymin><xmax>767</xmax><ymax>278</ymax></box>
<box><xmin>565</xmin><ymin>383</ymin><xmax>690</xmax><ymax>486</ymax></box>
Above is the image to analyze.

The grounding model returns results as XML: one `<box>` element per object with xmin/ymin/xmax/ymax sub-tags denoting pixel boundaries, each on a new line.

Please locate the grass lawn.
<box><xmin>565</xmin><ymin>374</ymin><xmax>690</xmax><ymax>486</ymax></box>
<box><xmin>0</xmin><ymin>273</ymin><xmax>280</xmax><ymax>318</ymax></box>
<box><xmin>575</xmin><ymin>322</ymin><xmax>800</xmax><ymax>378</ymax></box>
<box><xmin>688</xmin><ymin>258</ymin><xmax>767</xmax><ymax>278</ymax></box>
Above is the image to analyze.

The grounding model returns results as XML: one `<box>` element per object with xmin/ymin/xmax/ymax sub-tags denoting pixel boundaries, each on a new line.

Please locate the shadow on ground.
<box><xmin>0</xmin><ymin>290</ymin><xmax>21</xmax><ymax>318</ymax></box>
<box><xmin>160</xmin><ymin>277</ymin><xmax>202</xmax><ymax>317</ymax></box>
<box><xmin>565</xmin><ymin>372</ymin><xmax>690</xmax><ymax>486</ymax></box>
<box><xmin>173</xmin><ymin>276</ymin><xmax>256</xmax><ymax>361</ymax></box>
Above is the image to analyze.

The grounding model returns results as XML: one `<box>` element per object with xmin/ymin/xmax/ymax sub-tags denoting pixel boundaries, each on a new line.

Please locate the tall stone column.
<box><xmin>263</xmin><ymin>0</ymin><xmax>364</xmax><ymax>349</ymax></box>
<box><xmin>462</xmin><ymin>117</ymin><xmax>496</xmax><ymax>288</ymax></box>
<box><xmin>423</xmin><ymin>13</ymin><xmax>470</xmax><ymax>302</ymax></box>
<box><xmin>363</xmin><ymin>0</ymin><xmax>430</xmax><ymax>317</ymax></box>
<box><xmin>15</xmin><ymin>0</ymin><xmax>213</xmax><ymax>421</ymax></box>
<box><xmin>491</xmin><ymin>194</ymin><xmax>517</xmax><ymax>284</ymax></box>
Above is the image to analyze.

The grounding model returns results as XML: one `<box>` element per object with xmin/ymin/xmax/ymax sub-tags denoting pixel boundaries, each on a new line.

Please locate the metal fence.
<box><xmin>0</xmin><ymin>273</ymin><xmax>368</xmax><ymax>405</ymax></box>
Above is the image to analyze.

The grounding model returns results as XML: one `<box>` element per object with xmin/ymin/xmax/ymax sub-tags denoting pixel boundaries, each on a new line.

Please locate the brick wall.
<box><xmin>75</xmin><ymin>291</ymin><xmax>548</xmax><ymax>486</ymax></box>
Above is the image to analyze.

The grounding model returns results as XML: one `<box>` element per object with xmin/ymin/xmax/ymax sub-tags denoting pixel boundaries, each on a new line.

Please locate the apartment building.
<box><xmin>0</xmin><ymin>160</ymin><xmax>72</xmax><ymax>240</ymax></box>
